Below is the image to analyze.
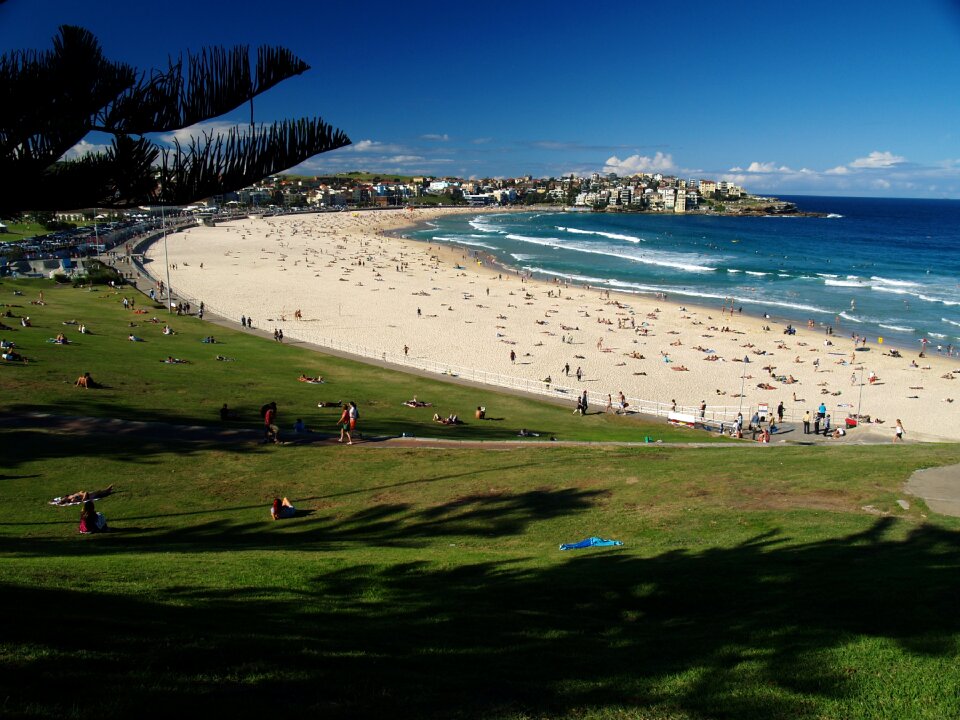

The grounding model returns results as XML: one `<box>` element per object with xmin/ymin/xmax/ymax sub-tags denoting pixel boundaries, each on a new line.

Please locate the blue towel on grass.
<box><xmin>559</xmin><ymin>536</ymin><xmax>623</xmax><ymax>551</ymax></box>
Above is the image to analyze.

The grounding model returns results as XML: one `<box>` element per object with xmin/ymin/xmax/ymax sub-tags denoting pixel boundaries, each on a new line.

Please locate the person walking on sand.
<box><xmin>700</xmin><ymin>401</ymin><xmax>706</xmax><ymax>421</ymax></box>
<box><xmin>510</xmin><ymin>349</ymin><xmax>516</xmax><ymax>364</ymax></box>
<box><xmin>576</xmin><ymin>366</ymin><xmax>582</xmax><ymax>382</ymax></box>
<box><xmin>338</xmin><ymin>405</ymin><xmax>352</xmax><ymax>444</ymax></box>
<box><xmin>605</xmin><ymin>394</ymin><xmax>613</xmax><ymax>413</ymax></box>
<box><xmin>893</xmin><ymin>419</ymin><xmax>905</xmax><ymax>442</ymax></box>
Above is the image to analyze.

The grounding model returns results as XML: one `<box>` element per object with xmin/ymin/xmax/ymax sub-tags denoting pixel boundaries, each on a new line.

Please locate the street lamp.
<box><xmin>856</xmin><ymin>361</ymin><xmax>865</xmax><ymax>426</ymax></box>
<box><xmin>738</xmin><ymin>355</ymin><xmax>749</xmax><ymax>419</ymax></box>
<box><xmin>161</xmin><ymin>203</ymin><xmax>173</xmax><ymax>314</ymax></box>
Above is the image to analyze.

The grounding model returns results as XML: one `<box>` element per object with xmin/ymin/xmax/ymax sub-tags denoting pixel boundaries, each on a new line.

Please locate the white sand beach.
<box><xmin>144</xmin><ymin>209</ymin><xmax>960</xmax><ymax>442</ymax></box>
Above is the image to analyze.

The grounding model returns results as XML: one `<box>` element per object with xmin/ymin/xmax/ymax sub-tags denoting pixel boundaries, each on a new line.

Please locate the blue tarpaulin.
<box><xmin>559</xmin><ymin>536</ymin><xmax>623</xmax><ymax>551</ymax></box>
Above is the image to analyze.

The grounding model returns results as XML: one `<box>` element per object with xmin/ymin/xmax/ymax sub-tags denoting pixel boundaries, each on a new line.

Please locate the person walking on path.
<box><xmin>263</xmin><ymin>401</ymin><xmax>280</xmax><ymax>444</ymax></box>
<box><xmin>338</xmin><ymin>405</ymin><xmax>353</xmax><ymax>444</ymax></box>
<box><xmin>894</xmin><ymin>419</ymin><xmax>905</xmax><ymax>442</ymax></box>
<box><xmin>802</xmin><ymin>410</ymin><xmax>811</xmax><ymax>435</ymax></box>
<box><xmin>348</xmin><ymin>401</ymin><xmax>359</xmax><ymax>438</ymax></box>
<box><xmin>814</xmin><ymin>413</ymin><xmax>821</xmax><ymax>435</ymax></box>
<box><xmin>822</xmin><ymin>414</ymin><xmax>831</xmax><ymax>437</ymax></box>
<box><xmin>777</xmin><ymin>401</ymin><xmax>784</xmax><ymax>423</ymax></box>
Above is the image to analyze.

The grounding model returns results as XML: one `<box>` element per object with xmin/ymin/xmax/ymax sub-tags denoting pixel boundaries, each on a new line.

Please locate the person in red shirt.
<box><xmin>263</xmin><ymin>401</ymin><xmax>280</xmax><ymax>444</ymax></box>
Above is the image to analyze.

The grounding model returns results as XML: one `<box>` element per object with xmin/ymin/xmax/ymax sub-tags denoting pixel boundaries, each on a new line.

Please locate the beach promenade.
<box><xmin>142</xmin><ymin>209</ymin><xmax>960</xmax><ymax>442</ymax></box>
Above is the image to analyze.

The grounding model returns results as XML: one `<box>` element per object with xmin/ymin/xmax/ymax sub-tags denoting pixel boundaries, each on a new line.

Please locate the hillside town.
<box><xmin>1</xmin><ymin>170</ymin><xmax>810</xmax><ymax>265</ymax></box>
<box><xmin>207</xmin><ymin>171</ymin><xmax>801</xmax><ymax>215</ymax></box>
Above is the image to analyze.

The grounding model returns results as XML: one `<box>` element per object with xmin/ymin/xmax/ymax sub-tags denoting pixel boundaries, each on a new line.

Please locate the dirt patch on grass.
<box><xmin>731</xmin><ymin>488</ymin><xmax>854</xmax><ymax>512</ymax></box>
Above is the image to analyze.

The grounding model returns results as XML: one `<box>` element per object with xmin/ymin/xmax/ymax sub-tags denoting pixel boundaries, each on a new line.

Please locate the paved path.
<box><xmin>905</xmin><ymin>464</ymin><xmax>960</xmax><ymax>517</ymax></box>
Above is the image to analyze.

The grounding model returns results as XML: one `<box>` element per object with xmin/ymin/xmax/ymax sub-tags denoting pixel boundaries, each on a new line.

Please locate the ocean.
<box><xmin>410</xmin><ymin>196</ymin><xmax>960</xmax><ymax>348</ymax></box>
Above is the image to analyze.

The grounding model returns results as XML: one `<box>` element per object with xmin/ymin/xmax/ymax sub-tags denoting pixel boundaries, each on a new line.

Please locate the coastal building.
<box><xmin>698</xmin><ymin>180</ymin><xmax>717</xmax><ymax>197</ymax></box>
<box><xmin>674</xmin><ymin>190</ymin><xmax>686</xmax><ymax>213</ymax></box>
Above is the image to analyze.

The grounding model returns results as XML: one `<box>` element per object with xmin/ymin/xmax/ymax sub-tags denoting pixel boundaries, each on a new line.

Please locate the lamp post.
<box><xmin>738</xmin><ymin>355</ymin><xmax>749</xmax><ymax>419</ymax></box>
<box><xmin>161</xmin><ymin>203</ymin><xmax>173</xmax><ymax>315</ymax></box>
<box><xmin>856</xmin><ymin>361</ymin><xmax>865</xmax><ymax>425</ymax></box>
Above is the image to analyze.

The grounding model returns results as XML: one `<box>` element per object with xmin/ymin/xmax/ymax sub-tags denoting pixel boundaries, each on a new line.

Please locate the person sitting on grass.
<box><xmin>293</xmin><ymin>418</ymin><xmax>309</xmax><ymax>433</ymax></box>
<box><xmin>271</xmin><ymin>497</ymin><xmax>296</xmax><ymax>520</ymax></box>
<box><xmin>79</xmin><ymin>499</ymin><xmax>108</xmax><ymax>534</ymax></box>
<box><xmin>74</xmin><ymin>372</ymin><xmax>99</xmax><ymax>389</ymax></box>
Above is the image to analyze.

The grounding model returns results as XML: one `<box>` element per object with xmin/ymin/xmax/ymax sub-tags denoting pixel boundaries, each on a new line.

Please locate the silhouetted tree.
<box><xmin>0</xmin><ymin>25</ymin><xmax>350</xmax><ymax>214</ymax></box>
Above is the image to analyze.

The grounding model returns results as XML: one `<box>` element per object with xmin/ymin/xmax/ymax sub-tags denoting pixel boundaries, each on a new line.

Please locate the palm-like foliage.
<box><xmin>0</xmin><ymin>25</ymin><xmax>350</xmax><ymax>213</ymax></box>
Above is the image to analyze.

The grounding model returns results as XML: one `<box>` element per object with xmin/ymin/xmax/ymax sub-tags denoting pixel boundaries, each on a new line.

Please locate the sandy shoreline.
<box><xmin>143</xmin><ymin>209</ymin><xmax>960</xmax><ymax>442</ymax></box>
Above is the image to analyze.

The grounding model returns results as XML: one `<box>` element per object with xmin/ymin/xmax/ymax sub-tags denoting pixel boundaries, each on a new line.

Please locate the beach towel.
<box><xmin>559</xmin><ymin>536</ymin><xmax>623</xmax><ymax>551</ymax></box>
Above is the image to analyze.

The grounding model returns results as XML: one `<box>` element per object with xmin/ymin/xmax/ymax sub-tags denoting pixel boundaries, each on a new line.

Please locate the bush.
<box><xmin>52</xmin><ymin>273</ymin><xmax>71</xmax><ymax>284</ymax></box>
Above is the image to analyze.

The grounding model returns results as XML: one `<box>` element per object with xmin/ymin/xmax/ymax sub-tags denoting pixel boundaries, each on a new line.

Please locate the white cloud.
<box><xmin>385</xmin><ymin>155</ymin><xmax>425</xmax><ymax>164</ymax></box>
<box><xmin>750</xmin><ymin>161</ymin><xmax>793</xmax><ymax>173</ymax></box>
<box><xmin>849</xmin><ymin>150</ymin><xmax>905</xmax><ymax>169</ymax></box>
<box><xmin>824</xmin><ymin>165</ymin><xmax>850</xmax><ymax>175</ymax></box>
<box><xmin>729</xmin><ymin>161</ymin><xmax>793</xmax><ymax>174</ymax></box>
<box><xmin>420</xmin><ymin>133</ymin><xmax>450</xmax><ymax>141</ymax></box>
<box><xmin>603</xmin><ymin>152</ymin><xmax>675</xmax><ymax>175</ymax></box>
<box><xmin>155</xmin><ymin>120</ymin><xmax>240</xmax><ymax>146</ymax></box>
<box><xmin>60</xmin><ymin>139</ymin><xmax>111</xmax><ymax>160</ymax></box>
<box><xmin>872</xmin><ymin>178</ymin><xmax>891</xmax><ymax>189</ymax></box>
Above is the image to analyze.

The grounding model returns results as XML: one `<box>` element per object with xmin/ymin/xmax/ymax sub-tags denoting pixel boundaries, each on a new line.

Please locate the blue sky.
<box><xmin>4</xmin><ymin>0</ymin><xmax>960</xmax><ymax>197</ymax></box>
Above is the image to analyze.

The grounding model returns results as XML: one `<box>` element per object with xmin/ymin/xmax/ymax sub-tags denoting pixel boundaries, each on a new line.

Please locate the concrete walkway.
<box><xmin>905</xmin><ymin>464</ymin><xmax>960</xmax><ymax>517</ymax></box>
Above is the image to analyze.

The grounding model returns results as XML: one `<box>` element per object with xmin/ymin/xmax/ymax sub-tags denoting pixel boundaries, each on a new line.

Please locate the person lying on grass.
<box><xmin>271</xmin><ymin>497</ymin><xmax>296</xmax><ymax>520</ymax></box>
<box><xmin>298</xmin><ymin>374</ymin><xmax>324</xmax><ymax>383</ymax></box>
<box><xmin>403</xmin><ymin>397</ymin><xmax>431</xmax><ymax>407</ymax></box>
<box><xmin>51</xmin><ymin>486</ymin><xmax>114</xmax><ymax>506</ymax></box>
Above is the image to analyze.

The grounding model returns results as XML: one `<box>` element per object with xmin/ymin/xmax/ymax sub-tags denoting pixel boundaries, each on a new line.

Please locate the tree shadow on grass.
<box><xmin>3</xmin><ymin>518</ymin><xmax>960</xmax><ymax>718</ymax></box>
<box><xmin>3</xmin><ymin>485</ymin><xmax>607</xmax><ymax>556</ymax></box>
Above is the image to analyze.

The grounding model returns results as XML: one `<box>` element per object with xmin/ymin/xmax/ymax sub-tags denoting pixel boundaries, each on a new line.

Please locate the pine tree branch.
<box><xmin>104</xmin><ymin>45</ymin><xmax>310</xmax><ymax>135</ymax></box>
<box><xmin>0</xmin><ymin>26</ymin><xmax>135</xmax><ymax>176</ymax></box>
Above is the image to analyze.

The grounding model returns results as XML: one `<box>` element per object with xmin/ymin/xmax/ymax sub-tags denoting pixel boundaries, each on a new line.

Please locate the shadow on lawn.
<box><xmin>4</xmin><ymin>483</ymin><xmax>607</xmax><ymax>554</ymax></box>
<box><xmin>2</xmin><ymin>398</ymin><xmax>567</xmax><ymax>451</ymax></box>
<box><xmin>3</xmin><ymin>517</ymin><xmax>959</xmax><ymax>719</ymax></box>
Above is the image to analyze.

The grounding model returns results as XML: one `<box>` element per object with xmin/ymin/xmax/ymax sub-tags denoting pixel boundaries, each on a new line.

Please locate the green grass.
<box><xmin>2</xmin><ymin>277</ymin><xmax>960</xmax><ymax>720</ymax></box>
<box><xmin>0</xmin><ymin>220</ymin><xmax>48</xmax><ymax>242</ymax></box>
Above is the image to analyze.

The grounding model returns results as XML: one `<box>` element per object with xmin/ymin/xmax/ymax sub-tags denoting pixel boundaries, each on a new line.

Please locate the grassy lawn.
<box><xmin>2</xmin><ymin>277</ymin><xmax>960</xmax><ymax>719</ymax></box>
<box><xmin>0</xmin><ymin>220</ymin><xmax>48</xmax><ymax>242</ymax></box>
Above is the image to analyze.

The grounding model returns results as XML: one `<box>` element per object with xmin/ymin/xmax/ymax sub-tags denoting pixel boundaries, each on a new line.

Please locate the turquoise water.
<box><xmin>410</xmin><ymin>196</ymin><xmax>960</xmax><ymax>348</ymax></box>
